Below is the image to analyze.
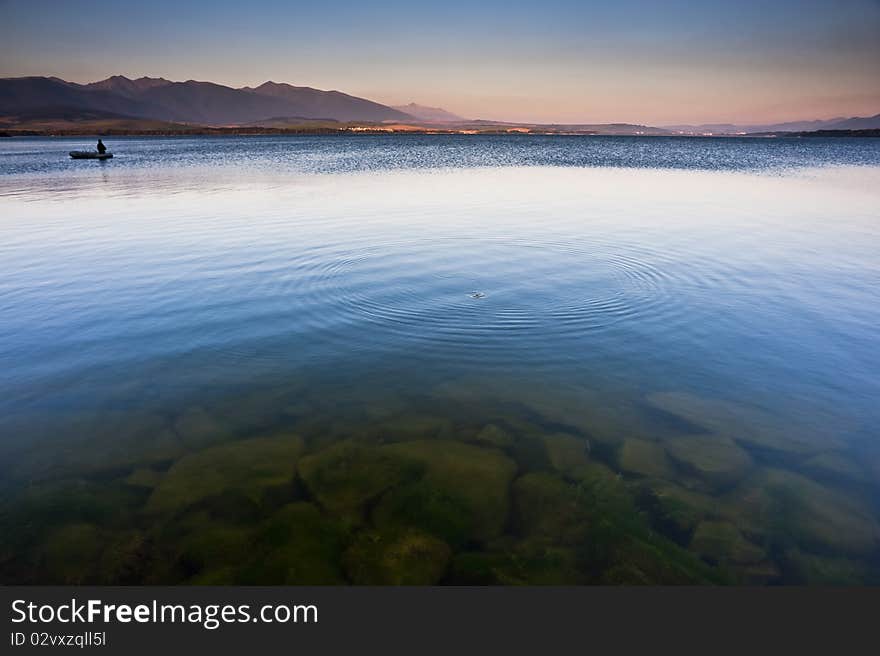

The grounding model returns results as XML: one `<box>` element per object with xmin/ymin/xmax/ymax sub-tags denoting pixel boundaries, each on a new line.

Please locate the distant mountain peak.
<box><xmin>391</xmin><ymin>102</ymin><xmax>465</xmax><ymax>122</ymax></box>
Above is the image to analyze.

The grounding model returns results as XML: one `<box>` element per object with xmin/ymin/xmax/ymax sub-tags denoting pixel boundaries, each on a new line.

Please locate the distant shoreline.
<box><xmin>2</xmin><ymin>128</ymin><xmax>878</xmax><ymax>138</ymax></box>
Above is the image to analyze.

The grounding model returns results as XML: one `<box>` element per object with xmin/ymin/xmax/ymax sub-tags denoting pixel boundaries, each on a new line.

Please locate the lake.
<box><xmin>1</xmin><ymin>134</ymin><xmax>879</xmax><ymax>584</ymax></box>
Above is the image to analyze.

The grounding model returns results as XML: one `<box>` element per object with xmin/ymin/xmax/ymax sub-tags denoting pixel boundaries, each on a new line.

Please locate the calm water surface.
<box><xmin>1</xmin><ymin>135</ymin><xmax>879</xmax><ymax>584</ymax></box>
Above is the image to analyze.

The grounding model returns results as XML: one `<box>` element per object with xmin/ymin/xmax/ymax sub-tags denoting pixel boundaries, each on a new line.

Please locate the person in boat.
<box><xmin>97</xmin><ymin>139</ymin><xmax>106</xmax><ymax>154</ymax></box>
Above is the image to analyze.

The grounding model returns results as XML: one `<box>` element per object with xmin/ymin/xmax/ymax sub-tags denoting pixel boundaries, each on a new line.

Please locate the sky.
<box><xmin>1</xmin><ymin>0</ymin><xmax>879</xmax><ymax>125</ymax></box>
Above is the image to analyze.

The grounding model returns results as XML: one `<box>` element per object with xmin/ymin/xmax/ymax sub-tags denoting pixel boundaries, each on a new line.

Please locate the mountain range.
<box><xmin>664</xmin><ymin>114</ymin><xmax>880</xmax><ymax>134</ymax></box>
<box><xmin>1</xmin><ymin>75</ymin><xmax>877</xmax><ymax>135</ymax></box>
<box><xmin>390</xmin><ymin>103</ymin><xmax>466</xmax><ymax>122</ymax></box>
<box><xmin>0</xmin><ymin>75</ymin><xmax>416</xmax><ymax>125</ymax></box>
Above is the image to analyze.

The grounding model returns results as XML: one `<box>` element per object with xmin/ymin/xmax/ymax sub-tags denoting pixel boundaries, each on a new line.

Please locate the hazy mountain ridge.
<box><xmin>0</xmin><ymin>75</ymin><xmax>414</xmax><ymax>125</ymax></box>
<box><xmin>391</xmin><ymin>103</ymin><xmax>466</xmax><ymax>122</ymax></box>
<box><xmin>665</xmin><ymin>114</ymin><xmax>880</xmax><ymax>134</ymax></box>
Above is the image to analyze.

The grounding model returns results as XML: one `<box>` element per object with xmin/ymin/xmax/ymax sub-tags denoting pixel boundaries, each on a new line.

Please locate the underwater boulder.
<box><xmin>37</xmin><ymin>522</ymin><xmax>105</xmax><ymax>584</ymax></box>
<box><xmin>647</xmin><ymin>392</ymin><xmax>842</xmax><ymax>455</ymax></box>
<box><xmin>147</xmin><ymin>434</ymin><xmax>305</xmax><ymax>515</ymax></box>
<box><xmin>689</xmin><ymin>520</ymin><xmax>765</xmax><ymax>565</ymax></box>
<box><xmin>783</xmin><ymin>549</ymin><xmax>877</xmax><ymax>585</ymax></box>
<box><xmin>512</xmin><ymin>473</ymin><xmax>589</xmax><ymax>543</ymax></box>
<box><xmin>472</xmin><ymin>423</ymin><xmax>514</xmax><ymax>449</ymax></box>
<box><xmin>124</xmin><ymin>467</ymin><xmax>165</xmax><ymax>489</ymax></box>
<box><xmin>372</xmin><ymin>480</ymin><xmax>474</xmax><ymax>549</ymax></box>
<box><xmin>173</xmin><ymin>405</ymin><xmax>232</xmax><ymax>449</ymax></box>
<box><xmin>450</xmin><ymin>542</ymin><xmax>582</xmax><ymax>585</ymax></box>
<box><xmin>298</xmin><ymin>440</ymin><xmax>423</xmax><ymax>521</ymax></box>
<box><xmin>727</xmin><ymin>468</ymin><xmax>880</xmax><ymax>557</ymax></box>
<box><xmin>381</xmin><ymin>440</ymin><xmax>517</xmax><ymax>541</ymax></box>
<box><xmin>637</xmin><ymin>479</ymin><xmax>725</xmax><ymax>538</ymax></box>
<box><xmin>618</xmin><ymin>439</ymin><xmax>674</xmax><ymax>478</ymax></box>
<box><xmin>237</xmin><ymin>502</ymin><xmax>348</xmax><ymax>584</ymax></box>
<box><xmin>543</xmin><ymin>432</ymin><xmax>592</xmax><ymax>478</ymax></box>
<box><xmin>664</xmin><ymin>434</ymin><xmax>753</xmax><ymax>489</ymax></box>
<box><xmin>343</xmin><ymin>528</ymin><xmax>451</xmax><ymax>585</ymax></box>
<box><xmin>802</xmin><ymin>452</ymin><xmax>868</xmax><ymax>485</ymax></box>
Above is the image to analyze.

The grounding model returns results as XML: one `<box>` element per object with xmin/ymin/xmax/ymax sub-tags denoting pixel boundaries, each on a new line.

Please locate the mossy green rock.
<box><xmin>382</xmin><ymin>440</ymin><xmax>517</xmax><ymax>541</ymax></box>
<box><xmin>298</xmin><ymin>440</ymin><xmax>423</xmax><ymax>521</ymax></box>
<box><xmin>648</xmin><ymin>392</ymin><xmax>842</xmax><ymax>455</ymax></box>
<box><xmin>147</xmin><ymin>434</ymin><xmax>305</xmax><ymax>515</ymax></box>
<box><xmin>173</xmin><ymin>406</ymin><xmax>231</xmax><ymax>448</ymax></box>
<box><xmin>238</xmin><ymin>503</ymin><xmax>348</xmax><ymax>584</ymax></box>
<box><xmin>372</xmin><ymin>481</ymin><xmax>474</xmax><ymax>549</ymax></box>
<box><xmin>618</xmin><ymin>439</ymin><xmax>673</xmax><ymax>478</ymax></box>
<box><xmin>512</xmin><ymin>473</ymin><xmax>589</xmax><ymax>543</ymax></box>
<box><xmin>124</xmin><ymin>467</ymin><xmax>164</xmax><ymax>489</ymax></box>
<box><xmin>38</xmin><ymin>523</ymin><xmax>105</xmax><ymax>584</ymax></box>
<box><xmin>665</xmin><ymin>435</ymin><xmax>753</xmax><ymax>489</ymax></box>
<box><xmin>473</xmin><ymin>424</ymin><xmax>514</xmax><ymax>449</ymax></box>
<box><xmin>638</xmin><ymin>479</ymin><xmax>722</xmax><ymax>536</ymax></box>
<box><xmin>543</xmin><ymin>433</ymin><xmax>591</xmax><ymax>477</ymax></box>
<box><xmin>784</xmin><ymin>549</ymin><xmax>876</xmax><ymax>585</ymax></box>
<box><xmin>802</xmin><ymin>452</ymin><xmax>867</xmax><ymax>484</ymax></box>
<box><xmin>689</xmin><ymin>520</ymin><xmax>765</xmax><ymax>565</ymax></box>
<box><xmin>344</xmin><ymin>529</ymin><xmax>451</xmax><ymax>584</ymax></box>
<box><xmin>451</xmin><ymin>542</ymin><xmax>582</xmax><ymax>585</ymax></box>
<box><xmin>729</xmin><ymin>469</ymin><xmax>880</xmax><ymax>556</ymax></box>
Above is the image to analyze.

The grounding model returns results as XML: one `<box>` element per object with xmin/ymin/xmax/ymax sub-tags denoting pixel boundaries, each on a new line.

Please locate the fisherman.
<box><xmin>97</xmin><ymin>138</ymin><xmax>106</xmax><ymax>154</ymax></box>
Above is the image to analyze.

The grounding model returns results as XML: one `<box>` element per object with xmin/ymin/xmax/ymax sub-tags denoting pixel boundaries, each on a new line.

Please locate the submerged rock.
<box><xmin>618</xmin><ymin>439</ymin><xmax>674</xmax><ymax>478</ymax></box>
<box><xmin>728</xmin><ymin>468</ymin><xmax>880</xmax><ymax>556</ymax></box>
<box><xmin>343</xmin><ymin>529</ymin><xmax>451</xmax><ymax>584</ymax></box>
<box><xmin>664</xmin><ymin>434</ymin><xmax>753</xmax><ymax>489</ymax></box>
<box><xmin>147</xmin><ymin>434</ymin><xmax>305</xmax><ymax>515</ymax></box>
<box><xmin>372</xmin><ymin>481</ymin><xmax>474</xmax><ymax>549</ymax></box>
<box><xmin>381</xmin><ymin>440</ymin><xmax>517</xmax><ymax>541</ymax></box>
<box><xmin>637</xmin><ymin>479</ymin><xmax>725</xmax><ymax>537</ymax></box>
<box><xmin>802</xmin><ymin>452</ymin><xmax>868</xmax><ymax>485</ymax></box>
<box><xmin>298</xmin><ymin>440</ymin><xmax>423</xmax><ymax>521</ymax></box>
<box><xmin>512</xmin><ymin>473</ymin><xmax>589</xmax><ymax>543</ymax></box>
<box><xmin>647</xmin><ymin>392</ymin><xmax>842</xmax><ymax>455</ymax></box>
<box><xmin>689</xmin><ymin>520</ymin><xmax>765</xmax><ymax>565</ymax></box>
<box><xmin>237</xmin><ymin>502</ymin><xmax>348</xmax><ymax>584</ymax></box>
<box><xmin>783</xmin><ymin>549</ymin><xmax>877</xmax><ymax>585</ymax></box>
<box><xmin>451</xmin><ymin>542</ymin><xmax>582</xmax><ymax>585</ymax></box>
<box><xmin>124</xmin><ymin>467</ymin><xmax>164</xmax><ymax>489</ymax></box>
<box><xmin>37</xmin><ymin>523</ymin><xmax>105</xmax><ymax>584</ymax></box>
<box><xmin>543</xmin><ymin>432</ymin><xmax>591</xmax><ymax>478</ymax></box>
<box><xmin>173</xmin><ymin>406</ymin><xmax>231</xmax><ymax>449</ymax></box>
<box><xmin>472</xmin><ymin>423</ymin><xmax>514</xmax><ymax>449</ymax></box>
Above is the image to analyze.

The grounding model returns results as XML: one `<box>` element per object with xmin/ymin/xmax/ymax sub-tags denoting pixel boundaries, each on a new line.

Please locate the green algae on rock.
<box><xmin>236</xmin><ymin>502</ymin><xmax>348</xmax><ymax>584</ymax></box>
<box><xmin>637</xmin><ymin>479</ymin><xmax>725</xmax><ymax>538</ymax></box>
<box><xmin>728</xmin><ymin>468</ymin><xmax>880</xmax><ymax>557</ymax></box>
<box><xmin>783</xmin><ymin>549</ymin><xmax>879</xmax><ymax>585</ymax></box>
<box><xmin>381</xmin><ymin>440</ymin><xmax>517</xmax><ymax>541</ymax></box>
<box><xmin>689</xmin><ymin>520</ymin><xmax>765</xmax><ymax>565</ymax></box>
<box><xmin>343</xmin><ymin>528</ymin><xmax>451</xmax><ymax>584</ymax></box>
<box><xmin>512</xmin><ymin>473</ymin><xmax>590</xmax><ymax>543</ymax></box>
<box><xmin>124</xmin><ymin>467</ymin><xmax>165</xmax><ymax>489</ymax></box>
<box><xmin>802</xmin><ymin>452</ymin><xmax>869</xmax><ymax>485</ymax></box>
<box><xmin>543</xmin><ymin>432</ymin><xmax>591</xmax><ymax>477</ymax></box>
<box><xmin>664</xmin><ymin>434</ymin><xmax>753</xmax><ymax>489</ymax></box>
<box><xmin>372</xmin><ymin>481</ymin><xmax>474</xmax><ymax>549</ymax></box>
<box><xmin>647</xmin><ymin>391</ymin><xmax>842</xmax><ymax>456</ymax></box>
<box><xmin>618</xmin><ymin>439</ymin><xmax>674</xmax><ymax>478</ymax></box>
<box><xmin>298</xmin><ymin>440</ymin><xmax>423</xmax><ymax>521</ymax></box>
<box><xmin>36</xmin><ymin>522</ymin><xmax>106</xmax><ymax>584</ymax></box>
<box><xmin>147</xmin><ymin>434</ymin><xmax>305</xmax><ymax>515</ymax></box>
<box><xmin>472</xmin><ymin>423</ymin><xmax>514</xmax><ymax>449</ymax></box>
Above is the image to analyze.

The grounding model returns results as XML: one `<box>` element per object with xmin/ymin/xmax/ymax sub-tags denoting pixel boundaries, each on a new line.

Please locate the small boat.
<box><xmin>69</xmin><ymin>151</ymin><xmax>113</xmax><ymax>160</ymax></box>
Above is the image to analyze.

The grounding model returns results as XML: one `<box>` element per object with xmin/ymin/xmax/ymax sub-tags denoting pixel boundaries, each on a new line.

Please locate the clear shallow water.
<box><xmin>1</xmin><ymin>135</ymin><xmax>879</xmax><ymax>584</ymax></box>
